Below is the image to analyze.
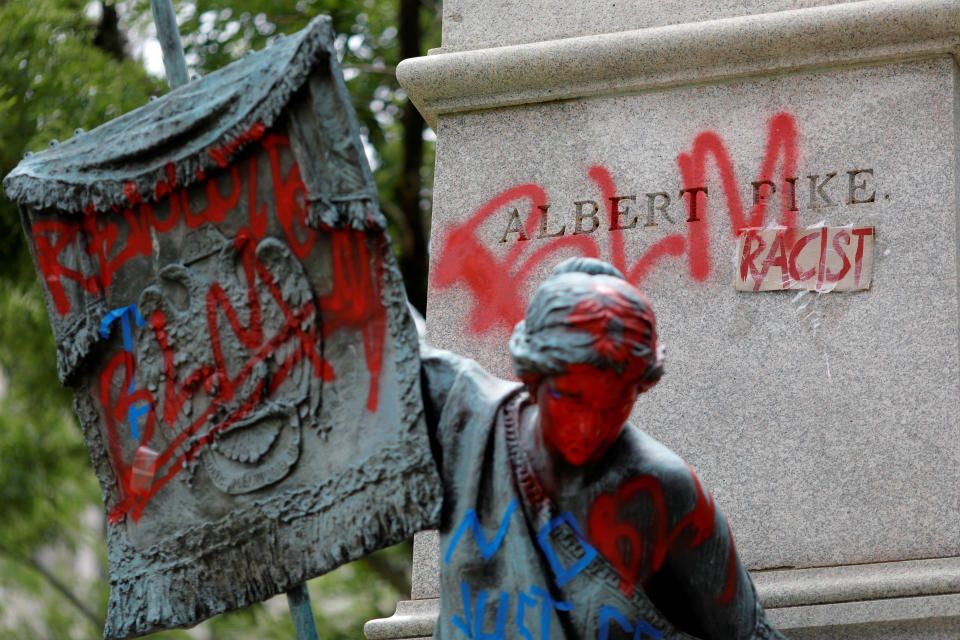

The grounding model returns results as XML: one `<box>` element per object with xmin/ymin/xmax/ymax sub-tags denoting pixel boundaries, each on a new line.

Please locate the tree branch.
<box><xmin>395</xmin><ymin>0</ymin><xmax>429</xmax><ymax>313</ymax></box>
<box><xmin>342</xmin><ymin>63</ymin><xmax>397</xmax><ymax>77</ymax></box>
<box><xmin>93</xmin><ymin>1</ymin><xmax>126</xmax><ymax>61</ymax></box>
<box><xmin>0</xmin><ymin>546</ymin><xmax>105</xmax><ymax>630</ymax></box>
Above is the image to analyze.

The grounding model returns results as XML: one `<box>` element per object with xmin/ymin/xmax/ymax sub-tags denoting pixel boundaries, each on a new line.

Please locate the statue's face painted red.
<box><xmin>535</xmin><ymin>363</ymin><xmax>639</xmax><ymax>466</ymax></box>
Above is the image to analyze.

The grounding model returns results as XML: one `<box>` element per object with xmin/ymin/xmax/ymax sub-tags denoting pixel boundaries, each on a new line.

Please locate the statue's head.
<box><xmin>509</xmin><ymin>257</ymin><xmax>663</xmax><ymax>465</ymax></box>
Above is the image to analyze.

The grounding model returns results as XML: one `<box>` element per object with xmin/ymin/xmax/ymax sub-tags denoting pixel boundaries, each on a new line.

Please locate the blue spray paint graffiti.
<box><xmin>446</xmin><ymin>504</ymin><xmax>660</xmax><ymax>640</ymax></box>
<box><xmin>598</xmin><ymin>606</ymin><xmax>664</xmax><ymax>640</ymax></box>
<box><xmin>445</xmin><ymin>498</ymin><xmax>518</xmax><ymax>563</ymax></box>
<box><xmin>518</xmin><ymin>585</ymin><xmax>573</xmax><ymax>640</ymax></box>
<box><xmin>99</xmin><ymin>305</ymin><xmax>148</xmax><ymax>439</ymax></box>
<box><xmin>516</xmin><ymin>590</ymin><xmax>538</xmax><ymax>640</ymax></box>
<box><xmin>452</xmin><ymin>583</ymin><xmax>510</xmax><ymax>640</ymax></box>
<box><xmin>536</xmin><ymin>512</ymin><xmax>599</xmax><ymax>587</ymax></box>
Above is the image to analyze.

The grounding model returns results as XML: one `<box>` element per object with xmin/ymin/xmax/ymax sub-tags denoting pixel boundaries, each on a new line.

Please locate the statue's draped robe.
<box><xmin>420</xmin><ymin>344</ymin><xmax>785</xmax><ymax>640</ymax></box>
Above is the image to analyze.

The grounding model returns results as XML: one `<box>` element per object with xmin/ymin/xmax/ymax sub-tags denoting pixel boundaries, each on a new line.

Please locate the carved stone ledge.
<box><xmin>398</xmin><ymin>0</ymin><xmax>960</xmax><ymax>129</ymax></box>
<box><xmin>363</xmin><ymin>598</ymin><xmax>439</xmax><ymax>640</ymax></box>
<box><xmin>753</xmin><ymin>556</ymin><xmax>960</xmax><ymax>609</ymax></box>
<box><xmin>755</xmin><ymin>558</ymin><xmax>960</xmax><ymax>634</ymax></box>
<box><xmin>364</xmin><ymin>531</ymin><xmax>441</xmax><ymax>640</ymax></box>
<box><xmin>767</xmin><ymin>594</ymin><xmax>960</xmax><ymax>633</ymax></box>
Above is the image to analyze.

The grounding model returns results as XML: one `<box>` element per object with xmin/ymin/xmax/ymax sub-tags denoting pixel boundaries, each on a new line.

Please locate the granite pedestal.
<box><xmin>367</xmin><ymin>2</ymin><xmax>960</xmax><ymax>637</ymax></box>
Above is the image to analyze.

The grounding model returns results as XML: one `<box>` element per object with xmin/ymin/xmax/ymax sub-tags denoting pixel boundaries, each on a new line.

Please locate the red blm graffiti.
<box><xmin>676</xmin><ymin>112</ymin><xmax>798</xmax><ymax>281</ymax></box>
<box><xmin>30</xmin><ymin>127</ymin><xmax>390</xmax><ymax>522</ymax></box>
<box><xmin>101</xmin><ymin>228</ymin><xmax>385</xmax><ymax>523</ymax></box>
<box><xmin>432</xmin><ymin>185</ymin><xmax>600</xmax><ymax>336</ymax></box>
<box><xmin>432</xmin><ymin>112</ymin><xmax>800</xmax><ymax>337</ymax></box>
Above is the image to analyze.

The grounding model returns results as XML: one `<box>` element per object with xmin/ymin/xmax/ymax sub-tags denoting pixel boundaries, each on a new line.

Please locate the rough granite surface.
<box><xmin>363</xmin><ymin>599</ymin><xmax>439</xmax><ymax>640</ymax></box>
<box><xmin>752</xmin><ymin>557</ymin><xmax>960</xmax><ymax>608</ymax></box>
<box><xmin>438</xmin><ymin>0</ymin><xmax>851</xmax><ymax>50</ymax></box>
<box><xmin>768</xmin><ymin>593</ymin><xmax>960</xmax><ymax>635</ymax></box>
<box><xmin>410</xmin><ymin>530</ymin><xmax>440</xmax><ymax>600</ymax></box>
<box><xmin>425</xmin><ymin>57</ymin><xmax>960</xmax><ymax>573</ymax></box>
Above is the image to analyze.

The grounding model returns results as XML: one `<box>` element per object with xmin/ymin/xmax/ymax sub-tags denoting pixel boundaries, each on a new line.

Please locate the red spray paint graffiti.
<box><xmin>433</xmin><ymin>112</ymin><xmax>801</xmax><ymax>336</ymax></box>
<box><xmin>101</xmin><ymin>228</ymin><xmax>384</xmax><ymax>523</ymax></box>
<box><xmin>586</xmin><ymin>464</ymin><xmax>737</xmax><ymax>603</ymax></box>
<box><xmin>31</xmin><ymin>127</ymin><xmax>389</xmax><ymax>522</ymax></box>
<box><xmin>676</xmin><ymin>111</ymin><xmax>798</xmax><ymax>281</ymax></box>
<box><xmin>432</xmin><ymin>185</ymin><xmax>599</xmax><ymax>336</ymax></box>
<box><xmin>32</xmin><ymin>128</ymin><xmax>315</xmax><ymax>316</ymax></box>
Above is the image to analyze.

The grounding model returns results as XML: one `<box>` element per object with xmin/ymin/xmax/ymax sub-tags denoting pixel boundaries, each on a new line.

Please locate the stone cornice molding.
<box><xmin>398</xmin><ymin>0</ymin><xmax>960</xmax><ymax>129</ymax></box>
<box><xmin>752</xmin><ymin>557</ymin><xmax>960</xmax><ymax>608</ymax></box>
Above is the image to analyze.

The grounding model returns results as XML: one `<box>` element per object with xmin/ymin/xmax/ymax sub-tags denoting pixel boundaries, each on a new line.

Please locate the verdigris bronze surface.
<box><xmin>6</xmin><ymin>10</ymin><xmax>790</xmax><ymax>638</ymax></box>
<box><xmin>3</xmin><ymin>16</ymin><xmax>441</xmax><ymax>639</ymax></box>
<box><xmin>421</xmin><ymin>258</ymin><xmax>786</xmax><ymax>640</ymax></box>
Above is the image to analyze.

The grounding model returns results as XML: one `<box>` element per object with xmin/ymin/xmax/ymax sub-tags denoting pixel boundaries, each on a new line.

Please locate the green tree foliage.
<box><xmin>148</xmin><ymin>0</ymin><xmax>439</xmax><ymax>308</ymax></box>
<box><xmin>0</xmin><ymin>0</ymin><xmax>162</xmax><ymax>286</ymax></box>
<box><xmin>0</xmin><ymin>2</ymin><xmax>160</xmax><ymax>636</ymax></box>
<box><xmin>0</xmin><ymin>0</ymin><xmax>159</xmax><ymax>612</ymax></box>
<box><xmin>0</xmin><ymin>0</ymin><xmax>437</xmax><ymax>637</ymax></box>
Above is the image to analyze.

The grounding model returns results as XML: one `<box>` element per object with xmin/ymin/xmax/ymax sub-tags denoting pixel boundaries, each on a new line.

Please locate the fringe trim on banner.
<box><xmin>305</xmin><ymin>196</ymin><xmax>388</xmax><ymax>232</ymax></box>
<box><xmin>89</xmin><ymin>237</ymin><xmax>437</xmax><ymax>639</ymax></box>
<box><xmin>102</xmin><ymin>440</ymin><xmax>442</xmax><ymax>639</ymax></box>
<box><xmin>55</xmin><ymin>310</ymin><xmax>105</xmax><ymax>386</ymax></box>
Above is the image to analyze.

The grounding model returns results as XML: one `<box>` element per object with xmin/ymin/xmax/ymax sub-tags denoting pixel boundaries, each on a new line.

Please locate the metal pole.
<box><xmin>150</xmin><ymin>0</ymin><xmax>189</xmax><ymax>89</ymax></box>
<box><xmin>286</xmin><ymin>583</ymin><xmax>321</xmax><ymax>640</ymax></box>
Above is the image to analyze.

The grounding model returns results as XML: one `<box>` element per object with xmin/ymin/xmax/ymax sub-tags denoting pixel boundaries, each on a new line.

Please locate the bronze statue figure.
<box><xmin>4</xmin><ymin>10</ymin><xmax>788</xmax><ymax>636</ymax></box>
<box><xmin>419</xmin><ymin>257</ymin><xmax>785</xmax><ymax>640</ymax></box>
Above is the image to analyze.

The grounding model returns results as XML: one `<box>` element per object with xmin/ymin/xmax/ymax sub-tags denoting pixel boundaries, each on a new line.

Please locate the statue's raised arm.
<box><xmin>419</xmin><ymin>257</ymin><xmax>786</xmax><ymax>640</ymax></box>
<box><xmin>3</xmin><ymin>12</ymin><xmax>785</xmax><ymax>635</ymax></box>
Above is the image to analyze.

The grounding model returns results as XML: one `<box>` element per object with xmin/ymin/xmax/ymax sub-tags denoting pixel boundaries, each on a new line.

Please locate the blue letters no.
<box><xmin>535</xmin><ymin>512</ymin><xmax>598</xmax><ymax>587</ymax></box>
<box><xmin>445</xmin><ymin>499</ymin><xmax>517</xmax><ymax>564</ymax></box>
